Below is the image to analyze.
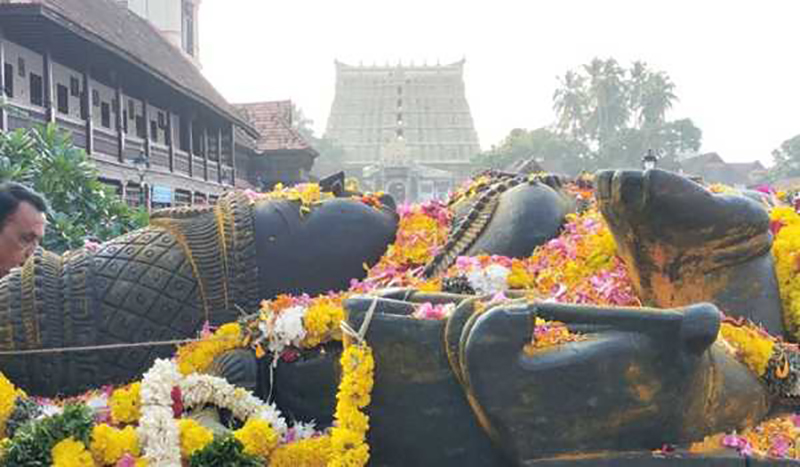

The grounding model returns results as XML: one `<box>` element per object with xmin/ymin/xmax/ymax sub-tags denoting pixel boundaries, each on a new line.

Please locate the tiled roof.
<box><xmin>234</xmin><ymin>100</ymin><xmax>318</xmax><ymax>156</ymax></box>
<box><xmin>0</xmin><ymin>0</ymin><xmax>258</xmax><ymax>137</ymax></box>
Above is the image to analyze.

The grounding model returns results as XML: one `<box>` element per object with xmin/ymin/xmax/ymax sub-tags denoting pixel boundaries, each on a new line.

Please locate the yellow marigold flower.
<box><xmin>507</xmin><ymin>262</ymin><xmax>534</xmax><ymax>289</ymax></box>
<box><xmin>52</xmin><ymin>438</ymin><xmax>95</xmax><ymax>467</ymax></box>
<box><xmin>302</xmin><ymin>299</ymin><xmax>345</xmax><ymax>348</ymax></box>
<box><xmin>335</xmin><ymin>404</ymin><xmax>369</xmax><ymax>434</ymax></box>
<box><xmin>91</xmin><ymin>424</ymin><xmax>139</xmax><ymax>465</ymax></box>
<box><xmin>720</xmin><ymin>323</ymin><xmax>775</xmax><ymax>376</ymax></box>
<box><xmin>329</xmin><ymin>427</ymin><xmax>369</xmax><ymax>467</ymax></box>
<box><xmin>269</xmin><ymin>436</ymin><xmax>332</xmax><ymax>467</ymax></box>
<box><xmin>771</xmin><ymin>207</ymin><xmax>800</xmax><ymax>338</ymax></box>
<box><xmin>176</xmin><ymin>323</ymin><xmax>242</xmax><ymax>375</ymax></box>
<box><xmin>0</xmin><ymin>372</ymin><xmax>21</xmax><ymax>437</ymax></box>
<box><xmin>109</xmin><ymin>383</ymin><xmax>141</xmax><ymax>425</ymax></box>
<box><xmin>233</xmin><ymin>418</ymin><xmax>279</xmax><ymax>459</ymax></box>
<box><xmin>177</xmin><ymin>419</ymin><xmax>213</xmax><ymax>458</ymax></box>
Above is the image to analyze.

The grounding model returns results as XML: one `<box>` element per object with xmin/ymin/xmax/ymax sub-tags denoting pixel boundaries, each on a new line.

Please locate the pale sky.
<box><xmin>200</xmin><ymin>0</ymin><xmax>800</xmax><ymax>167</ymax></box>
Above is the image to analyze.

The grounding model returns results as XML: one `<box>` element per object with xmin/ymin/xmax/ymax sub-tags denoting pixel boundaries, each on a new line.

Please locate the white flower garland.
<box><xmin>139</xmin><ymin>359</ymin><xmax>318</xmax><ymax>466</ymax></box>
<box><xmin>260</xmin><ymin>305</ymin><xmax>307</xmax><ymax>359</ymax></box>
<box><xmin>466</xmin><ymin>264</ymin><xmax>511</xmax><ymax>295</ymax></box>
<box><xmin>179</xmin><ymin>373</ymin><xmax>288</xmax><ymax>435</ymax></box>
<box><xmin>138</xmin><ymin>359</ymin><xmax>182</xmax><ymax>466</ymax></box>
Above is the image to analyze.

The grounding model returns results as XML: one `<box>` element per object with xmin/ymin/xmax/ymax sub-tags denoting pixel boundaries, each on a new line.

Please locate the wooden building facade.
<box><xmin>0</xmin><ymin>0</ymin><xmax>260</xmax><ymax>208</ymax></box>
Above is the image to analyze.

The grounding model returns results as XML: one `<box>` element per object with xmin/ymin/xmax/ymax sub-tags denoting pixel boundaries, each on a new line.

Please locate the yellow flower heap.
<box><xmin>379</xmin><ymin>204</ymin><xmax>449</xmax><ymax>271</ymax></box>
<box><xmin>261</xmin><ymin>182</ymin><xmax>334</xmax><ymax>215</ymax></box>
<box><xmin>90</xmin><ymin>424</ymin><xmax>140</xmax><ymax>465</ymax></box>
<box><xmin>175</xmin><ymin>322</ymin><xmax>243</xmax><ymax>375</ymax></box>
<box><xmin>526</xmin><ymin>205</ymin><xmax>639</xmax><ymax>306</ymax></box>
<box><xmin>770</xmin><ymin>206</ymin><xmax>800</xmax><ymax>339</ymax></box>
<box><xmin>718</xmin><ymin>321</ymin><xmax>775</xmax><ymax>377</ymax></box>
<box><xmin>0</xmin><ymin>372</ymin><xmax>23</xmax><ymax>437</ymax></box>
<box><xmin>52</xmin><ymin>437</ymin><xmax>95</xmax><ymax>467</ymax></box>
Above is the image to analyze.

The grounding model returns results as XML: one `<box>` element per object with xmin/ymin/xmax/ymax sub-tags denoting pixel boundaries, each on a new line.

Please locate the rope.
<box><xmin>0</xmin><ymin>336</ymin><xmax>239</xmax><ymax>356</ymax></box>
<box><xmin>340</xmin><ymin>295</ymin><xmax>378</xmax><ymax>345</ymax></box>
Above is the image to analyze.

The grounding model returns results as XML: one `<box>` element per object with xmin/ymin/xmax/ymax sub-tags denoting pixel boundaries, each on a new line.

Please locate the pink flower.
<box><xmin>200</xmin><ymin>321</ymin><xmax>214</xmax><ymax>339</ymax></box>
<box><xmin>723</xmin><ymin>434</ymin><xmax>752</xmax><ymax>457</ymax></box>
<box><xmin>791</xmin><ymin>413</ymin><xmax>800</xmax><ymax>428</ymax></box>
<box><xmin>412</xmin><ymin>303</ymin><xmax>453</xmax><ymax>320</ymax></box>
<box><xmin>83</xmin><ymin>238</ymin><xmax>101</xmax><ymax>253</ymax></box>
<box><xmin>116</xmin><ymin>454</ymin><xmax>137</xmax><ymax>467</ymax></box>
<box><xmin>455</xmin><ymin>256</ymin><xmax>480</xmax><ymax>271</ymax></box>
<box><xmin>770</xmin><ymin>436</ymin><xmax>791</xmax><ymax>458</ymax></box>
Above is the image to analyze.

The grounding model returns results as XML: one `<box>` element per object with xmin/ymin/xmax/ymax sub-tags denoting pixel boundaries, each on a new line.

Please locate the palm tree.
<box><xmin>552</xmin><ymin>70</ymin><xmax>587</xmax><ymax>140</ymax></box>
<box><xmin>639</xmin><ymin>71</ymin><xmax>677</xmax><ymax>128</ymax></box>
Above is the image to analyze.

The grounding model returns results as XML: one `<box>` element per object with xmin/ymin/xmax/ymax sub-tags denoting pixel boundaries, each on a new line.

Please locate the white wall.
<box><xmin>52</xmin><ymin>60</ymin><xmax>83</xmax><ymax>120</ymax></box>
<box><xmin>124</xmin><ymin>0</ymin><xmax>200</xmax><ymax>63</ymax></box>
<box><xmin>91</xmin><ymin>79</ymin><xmax>115</xmax><ymax>130</ymax></box>
<box><xmin>4</xmin><ymin>41</ymin><xmax>43</xmax><ymax>108</ymax></box>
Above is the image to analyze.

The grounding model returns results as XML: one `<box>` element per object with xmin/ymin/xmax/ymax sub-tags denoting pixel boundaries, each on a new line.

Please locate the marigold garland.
<box><xmin>719</xmin><ymin>322</ymin><xmax>775</xmax><ymax>376</ymax></box>
<box><xmin>90</xmin><ymin>424</ymin><xmax>140</xmax><ymax>465</ymax></box>
<box><xmin>770</xmin><ymin>206</ymin><xmax>800</xmax><ymax>340</ymax></box>
<box><xmin>175</xmin><ymin>323</ymin><xmax>243</xmax><ymax>375</ymax></box>
<box><xmin>269</xmin><ymin>436</ymin><xmax>332</xmax><ymax>467</ymax></box>
<box><xmin>177</xmin><ymin>419</ymin><xmax>213</xmax><ymax>458</ymax></box>
<box><xmin>0</xmin><ymin>372</ymin><xmax>22</xmax><ymax>437</ymax></box>
<box><xmin>52</xmin><ymin>437</ymin><xmax>95</xmax><ymax>467</ymax></box>
<box><xmin>109</xmin><ymin>383</ymin><xmax>141</xmax><ymax>425</ymax></box>
<box><xmin>233</xmin><ymin>418</ymin><xmax>279</xmax><ymax>459</ymax></box>
<box><xmin>327</xmin><ymin>342</ymin><xmax>374</xmax><ymax>467</ymax></box>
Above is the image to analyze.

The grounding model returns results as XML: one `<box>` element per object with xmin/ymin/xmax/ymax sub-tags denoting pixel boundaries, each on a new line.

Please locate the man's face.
<box><xmin>0</xmin><ymin>201</ymin><xmax>46</xmax><ymax>277</ymax></box>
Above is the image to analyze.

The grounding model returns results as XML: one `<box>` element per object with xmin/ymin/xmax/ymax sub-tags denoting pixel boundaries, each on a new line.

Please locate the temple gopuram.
<box><xmin>325</xmin><ymin>59</ymin><xmax>480</xmax><ymax>202</ymax></box>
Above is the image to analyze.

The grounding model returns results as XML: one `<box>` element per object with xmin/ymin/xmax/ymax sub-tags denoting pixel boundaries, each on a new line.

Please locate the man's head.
<box><xmin>0</xmin><ymin>183</ymin><xmax>47</xmax><ymax>277</ymax></box>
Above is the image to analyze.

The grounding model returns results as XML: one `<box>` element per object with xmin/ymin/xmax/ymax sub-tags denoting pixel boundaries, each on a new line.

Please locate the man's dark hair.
<box><xmin>0</xmin><ymin>182</ymin><xmax>48</xmax><ymax>229</ymax></box>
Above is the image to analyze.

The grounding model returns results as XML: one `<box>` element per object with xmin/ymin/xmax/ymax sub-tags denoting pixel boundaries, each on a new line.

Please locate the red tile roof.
<box><xmin>234</xmin><ymin>101</ymin><xmax>318</xmax><ymax>156</ymax></box>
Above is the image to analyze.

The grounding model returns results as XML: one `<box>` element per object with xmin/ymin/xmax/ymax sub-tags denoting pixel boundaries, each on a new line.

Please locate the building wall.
<box><xmin>2</xmin><ymin>36</ymin><xmax>234</xmax><ymax>208</ymax></box>
<box><xmin>4</xmin><ymin>41</ymin><xmax>43</xmax><ymax>107</ymax></box>
<box><xmin>325</xmin><ymin>60</ymin><xmax>481</xmax><ymax>170</ymax></box>
<box><xmin>123</xmin><ymin>0</ymin><xmax>200</xmax><ymax>66</ymax></box>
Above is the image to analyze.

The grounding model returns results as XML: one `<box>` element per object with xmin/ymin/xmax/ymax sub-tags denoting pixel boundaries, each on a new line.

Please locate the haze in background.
<box><xmin>200</xmin><ymin>0</ymin><xmax>800</xmax><ymax>166</ymax></box>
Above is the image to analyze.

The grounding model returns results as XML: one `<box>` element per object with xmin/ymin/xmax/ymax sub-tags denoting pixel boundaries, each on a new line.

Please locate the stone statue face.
<box><xmin>252</xmin><ymin>197</ymin><xmax>399</xmax><ymax>299</ymax></box>
<box><xmin>595</xmin><ymin>169</ymin><xmax>784</xmax><ymax>335</ymax></box>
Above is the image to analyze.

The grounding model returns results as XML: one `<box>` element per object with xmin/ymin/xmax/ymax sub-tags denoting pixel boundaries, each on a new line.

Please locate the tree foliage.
<box><xmin>769</xmin><ymin>134</ymin><xmax>800</xmax><ymax>181</ymax></box>
<box><xmin>0</xmin><ymin>124</ymin><xmax>148</xmax><ymax>253</ymax></box>
<box><xmin>477</xmin><ymin>58</ymin><xmax>702</xmax><ymax>174</ymax></box>
<box><xmin>290</xmin><ymin>104</ymin><xmax>347</xmax><ymax>178</ymax></box>
<box><xmin>472</xmin><ymin>127</ymin><xmax>590</xmax><ymax>174</ymax></box>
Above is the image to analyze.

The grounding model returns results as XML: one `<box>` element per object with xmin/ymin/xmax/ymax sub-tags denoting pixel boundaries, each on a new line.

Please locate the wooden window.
<box><xmin>101</xmin><ymin>102</ymin><xmax>111</xmax><ymax>128</ymax></box>
<box><xmin>174</xmin><ymin>189</ymin><xmax>191</xmax><ymax>206</ymax></box>
<box><xmin>70</xmin><ymin>77</ymin><xmax>80</xmax><ymax>97</ymax></box>
<box><xmin>3</xmin><ymin>63</ymin><xmax>12</xmax><ymax>98</ymax></box>
<box><xmin>29</xmin><ymin>73</ymin><xmax>43</xmax><ymax>106</ymax></box>
<box><xmin>56</xmin><ymin>84</ymin><xmax>69</xmax><ymax>114</ymax></box>
<box><xmin>150</xmin><ymin>120</ymin><xmax>158</xmax><ymax>142</ymax></box>
<box><xmin>125</xmin><ymin>184</ymin><xmax>142</xmax><ymax>208</ymax></box>
<box><xmin>17</xmin><ymin>57</ymin><xmax>24</xmax><ymax>77</ymax></box>
<box><xmin>92</xmin><ymin>89</ymin><xmax>100</xmax><ymax>108</ymax></box>
<box><xmin>135</xmin><ymin>116</ymin><xmax>145</xmax><ymax>138</ymax></box>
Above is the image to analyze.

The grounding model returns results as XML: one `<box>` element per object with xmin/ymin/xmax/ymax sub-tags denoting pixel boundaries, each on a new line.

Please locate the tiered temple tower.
<box><xmin>325</xmin><ymin>60</ymin><xmax>480</xmax><ymax>201</ymax></box>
